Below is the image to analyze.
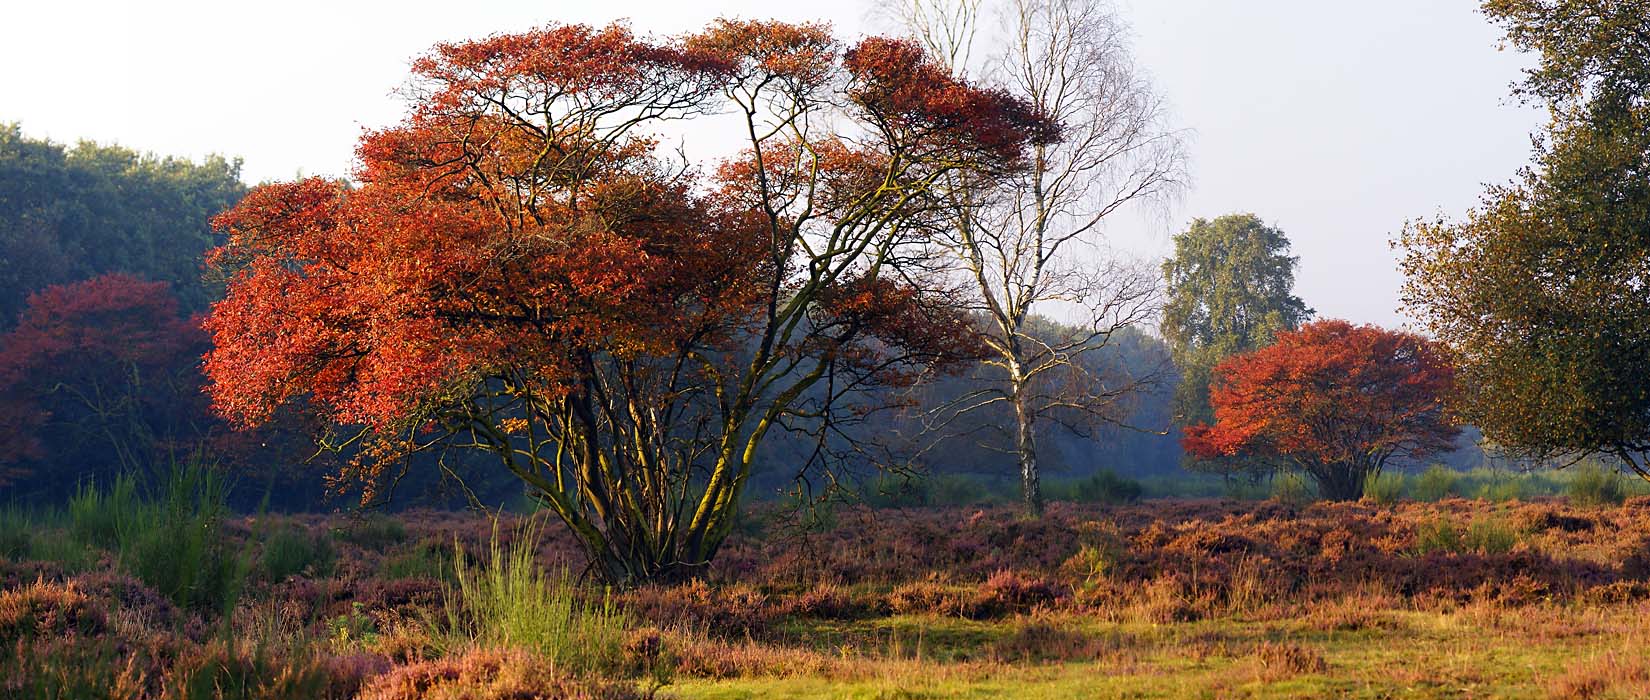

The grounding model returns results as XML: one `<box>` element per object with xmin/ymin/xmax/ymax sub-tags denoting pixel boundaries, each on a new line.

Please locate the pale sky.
<box><xmin>1</xmin><ymin>0</ymin><xmax>1542</xmax><ymax>327</ymax></box>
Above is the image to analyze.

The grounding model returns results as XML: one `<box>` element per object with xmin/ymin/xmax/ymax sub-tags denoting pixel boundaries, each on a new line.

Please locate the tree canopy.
<box><xmin>1182</xmin><ymin>320</ymin><xmax>1458</xmax><ymax>500</ymax></box>
<box><xmin>1399</xmin><ymin>0</ymin><xmax>1650</xmax><ymax>475</ymax></box>
<box><xmin>203</xmin><ymin>21</ymin><xmax>1055</xmax><ymax>583</ymax></box>
<box><xmin>0</xmin><ymin>124</ymin><xmax>245</xmax><ymax>325</ymax></box>
<box><xmin>1161</xmin><ymin>213</ymin><xmax>1311</xmax><ymax>477</ymax></box>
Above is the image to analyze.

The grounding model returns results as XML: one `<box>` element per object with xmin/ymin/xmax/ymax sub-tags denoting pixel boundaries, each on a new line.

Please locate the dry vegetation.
<box><xmin>9</xmin><ymin>495</ymin><xmax>1650</xmax><ymax>698</ymax></box>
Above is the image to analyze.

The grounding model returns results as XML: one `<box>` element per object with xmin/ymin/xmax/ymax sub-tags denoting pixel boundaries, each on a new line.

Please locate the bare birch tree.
<box><xmin>893</xmin><ymin>0</ymin><xmax>1188</xmax><ymax>514</ymax></box>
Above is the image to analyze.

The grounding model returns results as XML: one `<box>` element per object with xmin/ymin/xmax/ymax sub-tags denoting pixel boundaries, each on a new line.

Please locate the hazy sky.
<box><xmin>2</xmin><ymin>0</ymin><xmax>1543</xmax><ymax>327</ymax></box>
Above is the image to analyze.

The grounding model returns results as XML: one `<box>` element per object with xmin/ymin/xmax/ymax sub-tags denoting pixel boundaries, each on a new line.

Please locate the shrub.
<box><xmin>1566</xmin><ymin>462</ymin><xmax>1626</xmax><ymax>507</ymax></box>
<box><xmin>166</xmin><ymin>639</ymin><xmax>364</xmax><ymax>700</ymax></box>
<box><xmin>438</xmin><ymin>516</ymin><xmax>628</xmax><ymax>674</ymax></box>
<box><xmin>1412</xmin><ymin>465</ymin><xmax>1459</xmax><ymax>501</ymax></box>
<box><xmin>381</xmin><ymin>542</ymin><xmax>450</xmax><ymax>582</ymax></box>
<box><xmin>0</xmin><ymin>505</ymin><xmax>31</xmax><ymax>560</ymax></box>
<box><xmin>0</xmin><ymin>579</ymin><xmax>107</xmax><ymax>642</ymax></box>
<box><xmin>1476</xmin><ymin>478</ymin><xmax>1525</xmax><ymax>503</ymax></box>
<box><xmin>885</xmin><ymin>578</ymin><xmax>967</xmax><ymax>617</ymax></box>
<box><xmin>1251</xmin><ymin>641</ymin><xmax>1328</xmax><ymax>681</ymax></box>
<box><xmin>988</xmin><ymin>617</ymin><xmax>1099</xmax><ymax>662</ymax></box>
<box><xmin>1271</xmin><ymin>473</ymin><xmax>1315</xmax><ymax>505</ymax></box>
<box><xmin>1362</xmin><ymin>471</ymin><xmax>1405</xmax><ymax>505</ymax></box>
<box><xmin>929</xmin><ymin>474</ymin><xmax>998</xmax><ymax>506</ymax></box>
<box><xmin>1048</xmin><ymin>470</ymin><xmax>1143</xmax><ymax>505</ymax></box>
<box><xmin>970</xmin><ymin>569</ymin><xmax>1063</xmax><ymax>617</ymax></box>
<box><xmin>861</xmin><ymin>473</ymin><xmax>930</xmax><ymax>508</ymax></box>
<box><xmin>782</xmin><ymin>582</ymin><xmax>860</xmax><ymax>620</ymax></box>
<box><xmin>261</xmin><ymin>523</ymin><xmax>337</xmax><ymax>581</ymax></box>
<box><xmin>61</xmin><ymin>462</ymin><xmax>249</xmax><ymax>614</ymax></box>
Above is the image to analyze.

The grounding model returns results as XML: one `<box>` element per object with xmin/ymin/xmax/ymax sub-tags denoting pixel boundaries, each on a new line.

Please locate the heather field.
<box><xmin>9</xmin><ymin>482</ymin><xmax>1650</xmax><ymax>699</ymax></box>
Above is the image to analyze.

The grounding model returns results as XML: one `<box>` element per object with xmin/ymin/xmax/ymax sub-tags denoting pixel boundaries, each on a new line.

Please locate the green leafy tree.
<box><xmin>1161</xmin><ymin>214</ymin><xmax>1312</xmax><ymax>478</ymax></box>
<box><xmin>1399</xmin><ymin>1</ymin><xmax>1650</xmax><ymax>475</ymax></box>
<box><xmin>0</xmin><ymin>124</ymin><xmax>245</xmax><ymax>325</ymax></box>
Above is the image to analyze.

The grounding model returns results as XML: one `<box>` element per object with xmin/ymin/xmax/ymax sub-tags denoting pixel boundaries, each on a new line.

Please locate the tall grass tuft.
<box><xmin>67</xmin><ymin>462</ymin><xmax>250</xmax><ymax>614</ymax></box>
<box><xmin>260</xmin><ymin>522</ymin><xmax>337</xmax><ymax>581</ymax></box>
<box><xmin>68</xmin><ymin>472</ymin><xmax>144</xmax><ymax>549</ymax></box>
<box><xmin>1566</xmin><ymin>462</ymin><xmax>1626</xmax><ymax>507</ymax></box>
<box><xmin>1362</xmin><ymin>471</ymin><xmax>1405</xmax><ymax>505</ymax></box>
<box><xmin>437</xmin><ymin>516</ymin><xmax>628</xmax><ymax>675</ymax></box>
<box><xmin>122</xmin><ymin>462</ymin><xmax>249</xmax><ymax>615</ymax></box>
<box><xmin>1411</xmin><ymin>465</ymin><xmax>1459</xmax><ymax>502</ymax></box>
<box><xmin>1048</xmin><ymin>469</ymin><xmax>1144</xmax><ymax>505</ymax></box>
<box><xmin>0</xmin><ymin>504</ymin><xmax>31</xmax><ymax>560</ymax></box>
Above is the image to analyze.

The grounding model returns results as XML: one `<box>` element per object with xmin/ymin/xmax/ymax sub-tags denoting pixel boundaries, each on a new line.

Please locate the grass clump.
<box><xmin>122</xmin><ymin>463</ymin><xmax>249</xmax><ymax>615</ymax></box>
<box><xmin>382</xmin><ymin>542</ymin><xmax>451</xmax><ymax>582</ymax></box>
<box><xmin>67</xmin><ymin>463</ymin><xmax>249</xmax><ymax>614</ymax></box>
<box><xmin>0</xmin><ymin>504</ymin><xmax>32</xmax><ymax>560</ymax></box>
<box><xmin>260</xmin><ymin>522</ymin><xmax>337</xmax><ymax>581</ymax></box>
<box><xmin>1413</xmin><ymin>519</ymin><xmax>1463</xmax><ymax>555</ymax></box>
<box><xmin>1362</xmin><ymin>471</ymin><xmax>1406</xmax><ymax>505</ymax></box>
<box><xmin>1411</xmin><ymin>465</ymin><xmax>1459</xmax><ymax>501</ymax></box>
<box><xmin>1271</xmin><ymin>473</ymin><xmax>1316</xmax><ymax>505</ymax></box>
<box><xmin>1465</xmin><ymin>517</ymin><xmax>1520</xmax><ymax>554</ymax></box>
<box><xmin>1566</xmin><ymin>462</ymin><xmax>1626</xmax><ymax>507</ymax></box>
<box><xmin>68</xmin><ymin>472</ymin><xmax>144</xmax><ymax>549</ymax></box>
<box><xmin>437</xmin><ymin>516</ymin><xmax>628</xmax><ymax>675</ymax></box>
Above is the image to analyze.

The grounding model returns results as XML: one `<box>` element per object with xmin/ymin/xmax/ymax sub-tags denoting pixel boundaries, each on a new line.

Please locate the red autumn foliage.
<box><xmin>0</xmin><ymin>274</ymin><xmax>202</xmax><ymax>486</ymax></box>
<box><xmin>201</xmin><ymin>20</ymin><xmax>1053</xmax><ymax>581</ymax></box>
<box><xmin>1181</xmin><ymin>320</ymin><xmax>1459</xmax><ymax>500</ymax></box>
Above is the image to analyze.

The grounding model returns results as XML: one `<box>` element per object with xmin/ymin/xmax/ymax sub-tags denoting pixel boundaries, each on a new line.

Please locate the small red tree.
<box><xmin>203</xmin><ymin>21</ymin><xmax>1054</xmax><ymax>583</ymax></box>
<box><xmin>0</xmin><ymin>274</ymin><xmax>202</xmax><ymax>488</ymax></box>
<box><xmin>1181</xmin><ymin>319</ymin><xmax>1458</xmax><ymax>501</ymax></box>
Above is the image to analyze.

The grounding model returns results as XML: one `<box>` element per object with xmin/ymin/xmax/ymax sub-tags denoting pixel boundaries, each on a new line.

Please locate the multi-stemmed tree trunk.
<box><xmin>895</xmin><ymin>0</ymin><xmax>1187</xmax><ymax>515</ymax></box>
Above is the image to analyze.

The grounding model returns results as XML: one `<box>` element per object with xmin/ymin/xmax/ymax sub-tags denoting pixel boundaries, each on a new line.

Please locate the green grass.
<box><xmin>667</xmin><ymin>608</ymin><xmax>1617</xmax><ymax>699</ymax></box>
<box><xmin>1361</xmin><ymin>472</ymin><xmax>1405</xmax><ymax>505</ymax></box>
<box><xmin>64</xmin><ymin>462</ymin><xmax>250</xmax><ymax>615</ymax></box>
<box><xmin>260</xmin><ymin>522</ymin><xmax>336</xmax><ymax>581</ymax></box>
<box><xmin>436</xmin><ymin>515</ymin><xmax>629</xmax><ymax>674</ymax></box>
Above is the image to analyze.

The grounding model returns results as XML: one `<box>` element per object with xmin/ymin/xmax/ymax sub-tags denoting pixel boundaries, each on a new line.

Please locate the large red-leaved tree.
<box><xmin>202</xmin><ymin>20</ymin><xmax>1055</xmax><ymax>583</ymax></box>
<box><xmin>1181</xmin><ymin>319</ymin><xmax>1458</xmax><ymax>501</ymax></box>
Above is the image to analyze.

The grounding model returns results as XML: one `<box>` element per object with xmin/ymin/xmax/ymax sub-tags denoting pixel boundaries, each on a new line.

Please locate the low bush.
<box><xmin>0</xmin><ymin>505</ymin><xmax>31</xmax><ymax>560</ymax></box>
<box><xmin>1271</xmin><ymin>474</ymin><xmax>1316</xmax><ymax>505</ymax></box>
<box><xmin>120</xmin><ymin>463</ymin><xmax>249</xmax><ymax>615</ymax></box>
<box><xmin>1465</xmin><ymin>517</ymin><xmax>1520</xmax><ymax>555</ymax></box>
<box><xmin>1251</xmin><ymin>641</ymin><xmax>1328</xmax><ymax>681</ymax></box>
<box><xmin>1413</xmin><ymin>518</ymin><xmax>1463</xmax><ymax>556</ymax></box>
<box><xmin>67</xmin><ymin>472</ymin><xmax>143</xmax><ymax>549</ymax></box>
<box><xmin>333</xmin><ymin>515</ymin><xmax>407</xmax><ymax>550</ymax></box>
